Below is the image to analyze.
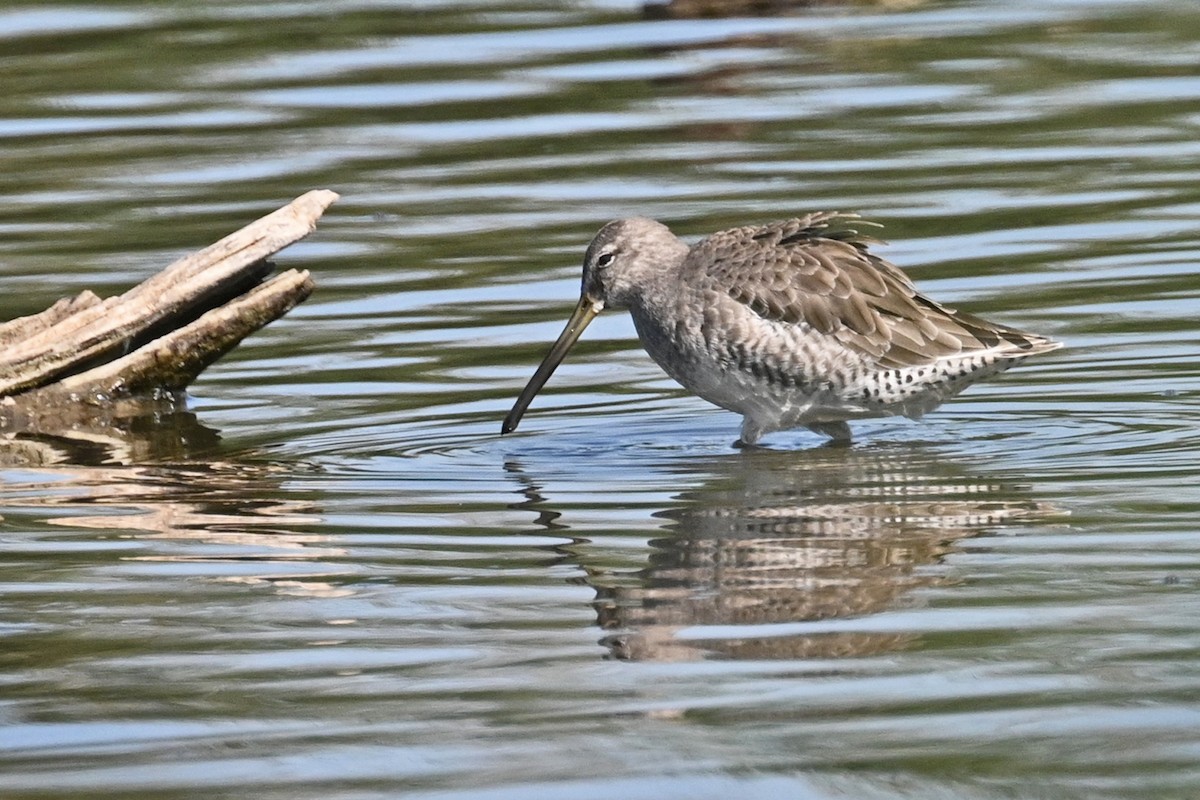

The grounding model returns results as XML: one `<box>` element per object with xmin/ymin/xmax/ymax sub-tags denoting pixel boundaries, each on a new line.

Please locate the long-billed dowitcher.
<box><xmin>502</xmin><ymin>213</ymin><xmax>1060</xmax><ymax>445</ymax></box>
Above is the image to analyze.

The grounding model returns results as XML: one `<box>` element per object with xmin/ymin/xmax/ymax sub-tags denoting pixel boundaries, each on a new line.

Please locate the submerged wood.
<box><xmin>0</xmin><ymin>189</ymin><xmax>337</xmax><ymax>441</ymax></box>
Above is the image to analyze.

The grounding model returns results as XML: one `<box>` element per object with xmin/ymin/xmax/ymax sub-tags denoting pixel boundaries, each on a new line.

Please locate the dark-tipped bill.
<box><xmin>501</xmin><ymin>295</ymin><xmax>603</xmax><ymax>434</ymax></box>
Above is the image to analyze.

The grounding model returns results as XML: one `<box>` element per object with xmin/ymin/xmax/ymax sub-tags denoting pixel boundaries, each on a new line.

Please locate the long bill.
<box><xmin>501</xmin><ymin>294</ymin><xmax>603</xmax><ymax>434</ymax></box>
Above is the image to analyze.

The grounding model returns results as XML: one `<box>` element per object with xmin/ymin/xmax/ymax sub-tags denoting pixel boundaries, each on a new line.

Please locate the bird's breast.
<box><xmin>627</xmin><ymin>289</ymin><xmax>863</xmax><ymax>417</ymax></box>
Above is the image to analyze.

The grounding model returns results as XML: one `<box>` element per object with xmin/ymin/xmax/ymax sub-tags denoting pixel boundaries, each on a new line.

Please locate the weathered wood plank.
<box><xmin>0</xmin><ymin>291</ymin><xmax>102</xmax><ymax>349</ymax></box>
<box><xmin>0</xmin><ymin>189</ymin><xmax>338</xmax><ymax>396</ymax></box>
<box><xmin>45</xmin><ymin>269</ymin><xmax>314</xmax><ymax>397</ymax></box>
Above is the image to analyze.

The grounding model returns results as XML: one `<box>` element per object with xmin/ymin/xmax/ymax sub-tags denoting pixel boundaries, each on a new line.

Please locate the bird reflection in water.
<box><xmin>509</xmin><ymin>444</ymin><xmax>1058</xmax><ymax>661</ymax></box>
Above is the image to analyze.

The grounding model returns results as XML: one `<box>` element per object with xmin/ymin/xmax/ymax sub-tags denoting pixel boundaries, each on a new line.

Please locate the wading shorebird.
<box><xmin>501</xmin><ymin>214</ymin><xmax>1060</xmax><ymax>445</ymax></box>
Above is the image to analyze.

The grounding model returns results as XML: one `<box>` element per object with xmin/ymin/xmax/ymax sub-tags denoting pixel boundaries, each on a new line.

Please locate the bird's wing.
<box><xmin>688</xmin><ymin>213</ymin><xmax>1056</xmax><ymax>369</ymax></box>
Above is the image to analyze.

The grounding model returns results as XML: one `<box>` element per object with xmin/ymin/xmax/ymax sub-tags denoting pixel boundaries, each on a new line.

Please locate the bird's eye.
<box><xmin>596</xmin><ymin>252</ymin><xmax>616</xmax><ymax>268</ymax></box>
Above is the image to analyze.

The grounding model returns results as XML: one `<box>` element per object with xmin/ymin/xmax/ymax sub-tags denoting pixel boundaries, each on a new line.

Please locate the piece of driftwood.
<box><xmin>0</xmin><ymin>189</ymin><xmax>337</xmax><ymax>454</ymax></box>
<box><xmin>1</xmin><ymin>189</ymin><xmax>337</xmax><ymax>398</ymax></box>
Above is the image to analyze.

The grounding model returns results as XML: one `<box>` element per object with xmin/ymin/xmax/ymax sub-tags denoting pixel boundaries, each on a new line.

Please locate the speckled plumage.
<box><xmin>502</xmin><ymin>213</ymin><xmax>1061</xmax><ymax>444</ymax></box>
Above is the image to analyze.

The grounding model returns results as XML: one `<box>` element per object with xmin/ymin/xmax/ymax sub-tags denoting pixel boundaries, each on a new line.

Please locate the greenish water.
<box><xmin>2</xmin><ymin>1</ymin><xmax>1200</xmax><ymax>797</ymax></box>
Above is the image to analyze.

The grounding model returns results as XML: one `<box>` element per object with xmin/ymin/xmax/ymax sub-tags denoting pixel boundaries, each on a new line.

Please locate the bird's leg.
<box><xmin>807</xmin><ymin>421</ymin><xmax>853</xmax><ymax>443</ymax></box>
<box><xmin>736</xmin><ymin>417</ymin><xmax>767</xmax><ymax>448</ymax></box>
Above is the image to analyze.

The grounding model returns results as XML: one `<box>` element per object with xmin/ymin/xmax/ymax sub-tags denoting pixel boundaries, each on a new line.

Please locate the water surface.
<box><xmin>2</xmin><ymin>1</ymin><xmax>1200</xmax><ymax>797</ymax></box>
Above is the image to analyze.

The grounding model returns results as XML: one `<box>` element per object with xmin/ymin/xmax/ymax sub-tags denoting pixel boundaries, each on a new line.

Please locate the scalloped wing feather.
<box><xmin>687</xmin><ymin>214</ymin><xmax>1059</xmax><ymax>369</ymax></box>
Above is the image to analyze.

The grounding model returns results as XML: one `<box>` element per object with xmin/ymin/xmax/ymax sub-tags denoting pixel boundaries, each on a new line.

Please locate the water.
<box><xmin>2</xmin><ymin>0</ymin><xmax>1200</xmax><ymax>797</ymax></box>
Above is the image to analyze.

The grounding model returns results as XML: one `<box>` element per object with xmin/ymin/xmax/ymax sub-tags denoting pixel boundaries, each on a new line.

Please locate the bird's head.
<box><xmin>579</xmin><ymin>217</ymin><xmax>686</xmax><ymax>309</ymax></box>
<box><xmin>501</xmin><ymin>217</ymin><xmax>687</xmax><ymax>434</ymax></box>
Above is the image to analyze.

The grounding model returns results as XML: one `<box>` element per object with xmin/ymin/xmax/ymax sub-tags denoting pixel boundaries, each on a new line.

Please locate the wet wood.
<box><xmin>0</xmin><ymin>291</ymin><xmax>103</xmax><ymax>349</ymax></box>
<box><xmin>0</xmin><ymin>189</ymin><xmax>337</xmax><ymax>419</ymax></box>
<box><xmin>39</xmin><ymin>268</ymin><xmax>315</xmax><ymax>398</ymax></box>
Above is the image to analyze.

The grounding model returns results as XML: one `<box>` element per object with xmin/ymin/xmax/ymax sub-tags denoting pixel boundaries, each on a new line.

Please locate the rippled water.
<box><xmin>3</xmin><ymin>1</ymin><xmax>1200</xmax><ymax>797</ymax></box>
